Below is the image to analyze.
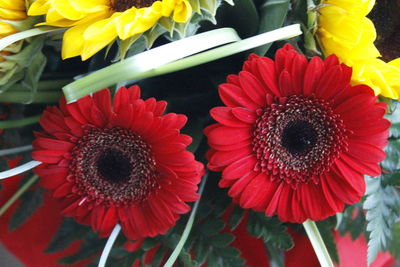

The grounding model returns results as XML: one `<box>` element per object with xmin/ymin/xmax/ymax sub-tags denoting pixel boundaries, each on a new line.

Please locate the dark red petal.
<box><xmin>231</xmin><ymin>107</ymin><xmax>257</xmax><ymax>124</ymax></box>
<box><xmin>303</xmin><ymin>56</ymin><xmax>324</xmax><ymax>96</ymax></box>
<box><xmin>127</xmin><ymin>85</ymin><xmax>141</xmax><ymax>101</ymax></box>
<box><xmin>239</xmin><ymin>71</ymin><xmax>267</xmax><ymax>106</ymax></box>
<box><xmin>257</xmin><ymin>58</ymin><xmax>280</xmax><ymax>96</ymax></box>
<box><xmin>33</xmin><ymin>138</ymin><xmax>74</xmax><ymax>151</ymax></box>
<box><xmin>210</xmin><ymin>107</ymin><xmax>249</xmax><ymax>127</ymax></box>
<box><xmin>206</xmin><ymin>126</ymin><xmax>251</xmax><ymax>146</ymax></box>
<box><xmin>279</xmin><ymin>70</ymin><xmax>294</xmax><ymax>96</ymax></box>
<box><xmin>32</xmin><ymin>150</ymin><xmax>65</xmax><ymax>163</ymax></box>
<box><xmin>346</xmin><ymin>142</ymin><xmax>386</xmax><ymax>163</ymax></box>
<box><xmin>222</xmin><ymin>155</ymin><xmax>257</xmax><ymax>180</ymax></box>
<box><xmin>209</xmin><ymin>146</ymin><xmax>253</xmax><ymax>168</ymax></box>
<box><xmin>114</xmin><ymin>86</ymin><xmax>130</xmax><ymax>114</ymax></box>
<box><xmin>93</xmin><ymin>89</ymin><xmax>112</xmax><ymax>121</ymax></box>
<box><xmin>219</xmin><ymin>83</ymin><xmax>259</xmax><ymax>109</ymax></box>
<box><xmin>340</xmin><ymin>153</ymin><xmax>382</xmax><ymax>177</ymax></box>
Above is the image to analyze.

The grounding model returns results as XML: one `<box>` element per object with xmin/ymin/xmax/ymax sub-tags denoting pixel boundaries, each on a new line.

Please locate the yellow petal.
<box><xmin>0</xmin><ymin>21</ymin><xmax>16</xmax><ymax>38</ymax></box>
<box><xmin>0</xmin><ymin>7</ymin><xmax>26</xmax><ymax>20</ymax></box>
<box><xmin>81</xmin><ymin>16</ymin><xmax>118</xmax><ymax>60</ymax></box>
<box><xmin>172</xmin><ymin>0</ymin><xmax>192</xmax><ymax>22</ymax></box>
<box><xmin>61</xmin><ymin>24</ymin><xmax>88</xmax><ymax>59</ymax></box>
<box><xmin>27</xmin><ymin>0</ymin><xmax>50</xmax><ymax>16</ymax></box>
<box><xmin>0</xmin><ymin>0</ymin><xmax>25</xmax><ymax>10</ymax></box>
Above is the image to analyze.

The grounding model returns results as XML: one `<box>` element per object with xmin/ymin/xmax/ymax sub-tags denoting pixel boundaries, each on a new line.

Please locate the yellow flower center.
<box><xmin>110</xmin><ymin>0</ymin><xmax>157</xmax><ymax>11</ymax></box>
<box><xmin>368</xmin><ymin>0</ymin><xmax>400</xmax><ymax>62</ymax></box>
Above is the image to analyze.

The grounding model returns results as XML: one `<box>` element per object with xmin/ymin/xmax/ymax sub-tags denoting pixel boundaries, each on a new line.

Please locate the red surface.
<box><xmin>0</xmin><ymin>160</ymin><xmax>396</xmax><ymax>267</ymax></box>
<box><xmin>0</xmin><ymin>158</ymin><xmax>90</xmax><ymax>267</ymax></box>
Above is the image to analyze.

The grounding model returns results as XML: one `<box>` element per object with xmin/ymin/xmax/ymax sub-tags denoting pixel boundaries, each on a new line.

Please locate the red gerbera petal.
<box><xmin>205</xmin><ymin>44</ymin><xmax>390</xmax><ymax>223</ymax></box>
<box><xmin>32</xmin><ymin>86</ymin><xmax>204</xmax><ymax>239</ymax></box>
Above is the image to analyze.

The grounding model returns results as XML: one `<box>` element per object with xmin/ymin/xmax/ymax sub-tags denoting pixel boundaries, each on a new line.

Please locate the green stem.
<box><xmin>0</xmin><ymin>145</ymin><xmax>32</xmax><ymax>157</ymax></box>
<box><xmin>0</xmin><ymin>91</ymin><xmax>61</xmax><ymax>103</ymax></box>
<box><xmin>0</xmin><ymin>27</ymin><xmax>65</xmax><ymax>51</ymax></box>
<box><xmin>0</xmin><ymin>175</ymin><xmax>39</xmax><ymax>217</ymax></box>
<box><xmin>303</xmin><ymin>220</ymin><xmax>334</xmax><ymax>267</ymax></box>
<box><xmin>163</xmin><ymin>173</ymin><xmax>208</xmax><ymax>267</ymax></box>
<box><xmin>6</xmin><ymin>79</ymin><xmax>71</xmax><ymax>91</ymax></box>
<box><xmin>0</xmin><ymin>115</ymin><xmax>40</xmax><ymax>129</ymax></box>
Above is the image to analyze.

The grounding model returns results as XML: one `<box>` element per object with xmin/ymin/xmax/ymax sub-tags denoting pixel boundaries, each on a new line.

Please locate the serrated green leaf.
<box><xmin>383</xmin><ymin>171</ymin><xmax>400</xmax><ymax>186</ymax></box>
<box><xmin>209</xmin><ymin>233</ymin><xmax>235</xmax><ymax>248</ymax></box>
<box><xmin>142</xmin><ymin>238</ymin><xmax>159</xmax><ymax>251</ymax></box>
<box><xmin>216</xmin><ymin>246</ymin><xmax>240</xmax><ymax>258</ymax></box>
<box><xmin>364</xmin><ymin>177</ymin><xmax>400</xmax><ymax>264</ymax></box>
<box><xmin>246</xmin><ymin>211</ymin><xmax>294</xmax><ymax>250</ymax></box>
<box><xmin>178</xmin><ymin>250</ymin><xmax>197</xmax><ymax>267</ymax></box>
<box><xmin>9</xmin><ymin>189</ymin><xmax>43</xmax><ymax>231</ymax></box>
<box><xmin>229</xmin><ymin>206</ymin><xmax>245</xmax><ymax>230</ymax></box>
<box><xmin>382</xmin><ymin>140</ymin><xmax>400</xmax><ymax>171</ymax></box>
<box><xmin>252</xmin><ymin>0</ymin><xmax>290</xmax><ymax>56</ymax></box>
<box><xmin>337</xmin><ymin>204</ymin><xmax>366</xmax><ymax>240</ymax></box>
<box><xmin>389</xmin><ymin>222</ymin><xmax>400</xmax><ymax>261</ymax></box>
<box><xmin>193</xmin><ymin>238</ymin><xmax>209</xmax><ymax>265</ymax></box>
<box><xmin>21</xmin><ymin>51</ymin><xmax>47</xmax><ymax>103</ymax></box>
<box><xmin>200</xmin><ymin>218</ymin><xmax>225</xmax><ymax>236</ymax></box>
<box><xmin>57</xmin><ymin>231</ymin><xmax>106</xmax><ymax>265</ymax></box>
<box><xmin>151</xmin><ymin>246</ymin><xmax>168</xmax><ymax>267</ymax></box>
<box><xmin>45</xmin><ymin>218</ymin><xmax>89</xmax><ymax>253</ymax></box>
<box><xmin>317</xmin><ymin>220</ymin><xmax>340</xmax><ymax>264</ymax></box>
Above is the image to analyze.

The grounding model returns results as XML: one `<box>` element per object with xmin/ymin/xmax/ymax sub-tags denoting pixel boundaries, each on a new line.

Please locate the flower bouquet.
<box><xmin>0</xmin><ymin>0</ymin><xmax>399</xmax><ymax>266</ymax></box>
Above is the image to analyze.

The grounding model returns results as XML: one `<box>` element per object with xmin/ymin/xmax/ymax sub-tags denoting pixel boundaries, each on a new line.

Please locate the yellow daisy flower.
<box><xmin>0</xmin><ymin>0</ymin><xmax>27</xmax><ymax>85</ymax></box>
<box><xmin>28</xmin><ymin>0</ymin><xmax>193</xmax><ymax>60</ymax></box>
<box><xmin>316</xmin><ymin>0</ymin><xmax>400</xmax><ymax>99</ymax></box>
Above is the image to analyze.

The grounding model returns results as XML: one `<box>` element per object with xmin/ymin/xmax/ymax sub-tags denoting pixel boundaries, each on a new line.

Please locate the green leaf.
<box><xmin>141</xmin><ymin>238</ymin><xmax>159</xmax><ymax>251</ymax></box>
<box><xmin>317</xmin><ymin>220</ymin><xmax>340</xmax><ymax>264</ymax></box>
<box><xmin>45</xmin><ymin>218</ymin><xmax>90</xmax><ymax>253</ymax></box>
<box><xmin>337</xmin><ymin>204</ymin><xmax>366</xmax><ymax>240</ymax></box>
<box><xmin>21</xmin><ymin>52</ymin><xmax>47</xmax><ymax>103</ymax></box>
<box><xmin>58</xmin><ymin>231</ymin><xmax>106</xmax><ymax>265</ymax></box>
<box><xmin>209</xmin><ymin>233</ymin><xmax>235</xmax><ymax>248</ymax></box>
<box><xmin>382</xmin><ymin>139</ymin><xmax>400</xmax><ymax>172</ymax></box>
<box><xmin>246</xmin><ymin>211</ymin><xmax>294</xmax><ymax>250</ymax></box>
<box><xmin>389</xmin><ymin>222</ymin><xmax>400</xmax><ymax>261</ymax></box>
<box><xmin>199</xmin><ymin>217</ymin><xmax>225</xmax><ymax>236</ymax></box>
<box><xmin>8</xmin><ymin>188</ymin><xmax>44</xmax><ymax>231</ymax></box>
<box><xmin>382</xmin><ymin>171</ymin><xmax>400</xmax><ymax>186</ymax></box>
<box><xmin>363</xmin><ymin>177</ymin><xmax>400</xmax><ymax>264</ymax></box>
<box><xmin>228</xmin><ymin>206</ymin><xmax>245</xmax><ymax>230</ymax></box>
<box><xmin>252</xmin><ymin>0</ymin><xmax>290</xmax><ymax>56</ymax></box>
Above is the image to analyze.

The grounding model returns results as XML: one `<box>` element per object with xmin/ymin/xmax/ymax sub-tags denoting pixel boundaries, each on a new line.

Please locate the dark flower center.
<box><xmin>110</xmin><ymin>0</ymin><xmax>156</xmax><ymax>11</ymax></box>
<box><xmin>368</xmin><ymin>0</ymin><xmax>400</xmax><ymax>62</ymax></box>
<box><xmin>97</xmin><ymin>149</ymin><xmax>131</xmax><ymax>183</ymax></box>
<box><xmin>281</xmin><ymin>120</ymin><xmax>317</xmax><ymax>155</ymax></box>
<box><xmin>252</xmin><ymin>95</ymin><xmax>348</xmax><ymax>186</ymax></box>
<box><xmin>70</xmin><ymin>127</ymin><xmax>158</xmax><ymax>206</ymax></box>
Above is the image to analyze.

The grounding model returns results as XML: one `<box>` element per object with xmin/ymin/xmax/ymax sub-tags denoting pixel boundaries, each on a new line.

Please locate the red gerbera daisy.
<box><xmin>32</xmin><ymin>86</ymin><xmax>204</xmax><ymax>239</ymax></box>
<box><xmin>204</xmin><ymin>44</ymin><xmax>390</xmax><ymax>223</ymax></box>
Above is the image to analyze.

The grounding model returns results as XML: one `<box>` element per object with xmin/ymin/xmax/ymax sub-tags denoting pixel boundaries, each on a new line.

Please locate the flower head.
<box><xmin>0</xmin><ymin>0</ymin><xmax>27</xmax><ymax>85</ymax></box>
<box><xmin>32</xmin><ymin>86</ymin><xmax>204</xmax><ymax>239</ymax></box>
<box><xmin>317</xmin><ymin>0</ymin><xmax>400</xmax><ymax>99</ymax></box>
<box><xmin>205</xmin><ymin>44</ymin><xmax>390</xmax><ymax>223</ymax></box>
<box><xmin>28</xmin><ymin>0</ymin><xmax>192</xmax><ymax>60</ymax></box>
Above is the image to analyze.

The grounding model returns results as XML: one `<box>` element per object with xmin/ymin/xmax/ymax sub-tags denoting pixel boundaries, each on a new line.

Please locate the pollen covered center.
<box><xmin>281</xmin><ymin>120</ymin><xmax>317</xmax><ymax>155</ymax></box>
<box><xmin>70</xmin><ymin>127</ymin><xmax>158</xmax><ymax>205</ymax></box>
<box><xmin>368</xmin><ymin>0</ymin><xmax>400</xmax><ymax>62</ymax></box>
<box><xmin>110</xmin><ymin>0</ymin><xmax>157</xmax><ymax>11</ymax></box>
<box><xmin>252</xmin><ymin>95</ymin><xmax>349</xmax><ymax>186</ymax></box>
<box><xmin>97</xmin><ymin>149</ymin><xmax>131</xmax><ymax>183</ymax></box>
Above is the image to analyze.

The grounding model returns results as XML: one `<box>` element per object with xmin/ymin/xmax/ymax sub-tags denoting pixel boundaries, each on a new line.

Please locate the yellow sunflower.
<box><xmin>316</xmin><ymin>0</ymin><xmax>400</xmax><ymax>99</ymax></box>
<box><xmin>0</xmin><ymin>0</ymin><xmax>27</xmax><ymax>85</ymax></box>
<box><xmin>27</xmin><ymin>0</ymin><xmax>193</xmax><ymax>60</ymax></box>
